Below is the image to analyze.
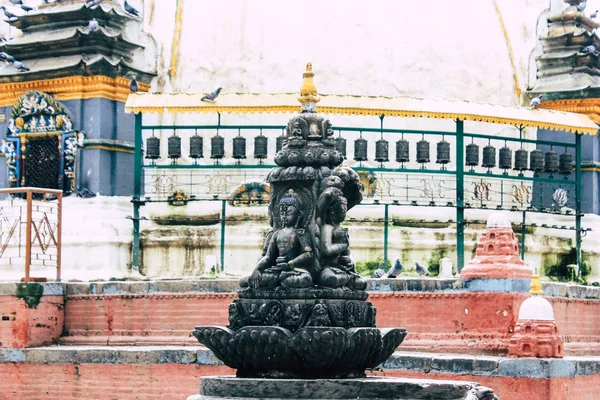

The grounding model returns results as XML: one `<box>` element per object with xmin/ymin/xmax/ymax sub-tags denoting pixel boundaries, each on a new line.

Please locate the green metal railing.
<box><xmin>131</xmin><ymin>117</ymin><xmax>584</xmax><ymax>275</ymax></box>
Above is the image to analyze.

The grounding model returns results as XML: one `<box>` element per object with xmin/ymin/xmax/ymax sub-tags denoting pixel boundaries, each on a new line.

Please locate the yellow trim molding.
<box><xmin>125</xmin><ymin>92</ymin><xmax>599</xmax><ymax>135</ymax></box>
<box><xmin>492</xmin><ymin>0</ymin><xmax>522</xmax><ymax>103</ymax></box>
<box><xmin>0</xmin><ymin>76</ymin><xmax>150</xmax><ymax>107</ymax></box>
<box><xmin>84</xmin><ymin>145</ymin><xmax>134</xmax><ymax>154</ymax></box>
<box><xmin>169</xmin><ymin>0</ymin><xmax>184</xmax><ymax>79</ymax></box>
<box><xmin>541</xmin><ymin>98</ymin><xmax>600</xmax><ymax>126</ymax></box>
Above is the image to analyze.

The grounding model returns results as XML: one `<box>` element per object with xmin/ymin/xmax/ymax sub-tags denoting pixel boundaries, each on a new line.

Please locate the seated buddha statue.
<box><xmin>240</xmin><ymin>190</ymin><xmax>313</xmax><ymax>290</ymax></box>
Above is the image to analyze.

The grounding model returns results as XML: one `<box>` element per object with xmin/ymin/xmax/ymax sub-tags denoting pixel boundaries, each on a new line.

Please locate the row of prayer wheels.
<box><xmin>145</xmin><ymin>132</ymin><xmax>288</xmax><ymax>160</ymax></box>
<box><xmin>466</xmin><ymin>143</ymin><xmax>572</xmax><ymax>175</ymax></box>
<box><xmin>145</xmin><ymin>133</ymin><xmax>573</xmax><ymax>175</ymax></box>
<box><xmin>338</xmin><ymin>137</ymin><xmax>451</xmax><ymax>164</ymax></box>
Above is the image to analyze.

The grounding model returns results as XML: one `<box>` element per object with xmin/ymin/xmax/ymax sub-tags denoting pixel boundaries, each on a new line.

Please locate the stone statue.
<box><xmin>241</xmin><ymin>189</ymin><xmax>313</xmax><ymax>289</ymax></box>
<box><xmin>195</xmin><ymin>63</ymin><xmax>408</xmax><ymax>380</ymax></box>
<box><xmin>316</xmin><ymin>182</ymin><xmax>366</xmax><ymax>290</ymax></box>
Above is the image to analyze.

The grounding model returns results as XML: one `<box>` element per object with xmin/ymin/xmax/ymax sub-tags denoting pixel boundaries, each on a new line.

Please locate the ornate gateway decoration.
<box><xmin>193</xmin><ymin>64</ymin><xmax>406</xmax><ymax>379</ymax></box>
<box><xmin>4</xmin><ymin>91</ymin><xmax>83</xmax><ymax>194</ymax></box>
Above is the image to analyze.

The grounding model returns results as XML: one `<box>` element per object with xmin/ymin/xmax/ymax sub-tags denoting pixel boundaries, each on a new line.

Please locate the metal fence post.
<box><xmin>575</xmin><ymin>132</ymin><xmax>582</xmax><ymax>276</ymax></box>
<box><xmin>521</xmin><ymin>210</ymin><xmax>526</xmax><ymax>262</ymax></box>
<box><xmin>455</xmin><ymin>119</ymin><xmax>465</xmax><ymax>273</ymax></box>
<box><xmin>383</xmin><ymin>203</ymin><xmax>389</xmax><ymax>269</ymax></box>
<box><xmin>132</xmin><ymin>112</ymin><xmax>142</xmax><ymax>273</ymax></box>
<box><xmin>57</xmin><ymin>192</ymin><xmax>62</xmax><ymax>281</ymax></box>
<box><xmin>220</xmin><ymin>199</ymin><xmax>227</xmax><ymax>271</ymax></box>
<box><xmin>24</xmin><ymin>190</ymin><xmax>32</xmax><ymax>283</ymax></box>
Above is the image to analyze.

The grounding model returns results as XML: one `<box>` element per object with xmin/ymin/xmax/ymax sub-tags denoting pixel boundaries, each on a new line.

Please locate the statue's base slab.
<box><xmin>187</xmin><ymin>376</ymin><xmax>497</xmax><ymax>400</ymax></box>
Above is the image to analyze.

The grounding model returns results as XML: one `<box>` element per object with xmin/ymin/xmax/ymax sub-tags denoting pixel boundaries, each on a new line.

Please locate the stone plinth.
<box><xmin>460</xmin><ymin>213</ymin><xmax>532</xmax><ymax>292</ymax></box>
<box><xmin>187</xmin><ymin>376</ymin><xmax>498</xmax><ymax>400</ymax></box>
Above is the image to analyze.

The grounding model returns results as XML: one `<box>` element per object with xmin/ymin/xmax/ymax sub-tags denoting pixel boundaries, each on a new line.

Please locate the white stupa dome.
<box><xmin>486</xmin><ymin>213</ymin><xmax>512</xmax><ymax>229</ymax></box>
<box><xmin>144</xmin><ymin>0</ymin><xmax>548</xmax><ymax>105</ymax></box>
<box><xmin>518</xmin><ymin>296</ymin><xmax>555</xmax><ymax>321</ymax></box>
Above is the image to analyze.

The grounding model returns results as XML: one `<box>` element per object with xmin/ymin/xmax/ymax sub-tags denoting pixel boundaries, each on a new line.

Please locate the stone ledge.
<box><xmin>0</xmin><ymin>278</ymin><xmax>598</xmax><ymax>299</ymax></box>
<box><xmin>2</xmin><ymin>347</ymin><xmax>600</xmax><ymax>379</ymax></box>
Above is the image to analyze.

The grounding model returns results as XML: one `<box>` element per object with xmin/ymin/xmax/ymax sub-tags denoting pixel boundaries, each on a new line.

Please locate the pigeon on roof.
<box><xmin>130</xmin><ymin>74</ymin><xmax>138</xmax><ymax>93</ymax></box>
<box><xmin>201</xmin><ymin>87</ymin><xmax>222</xmax><ymax>102</ymax></box>
<box><xmin>529</xmin><ymin>95</ymin><xmax>543</xmax><ymax>109</ymax></box>
<box><xmin>85</xmin><ymin>0</ymin><xmax>104</xmax><ymax>8</ymax></box>
<box><xmin>415</xmin><ymin>262</ymin><xmax>430</xmax><ymax>276</ymax></box>
<box><xmin>9</xmin><ymin>0</ymin><xmax>23</xmax><ymax>5</ymax></box>
<box><xmin>124</xmin><ymin>0</ymin><xmax>140</xmax><ymax>17</ymax></box>
<box><xmin>1</xmin><ymin>6</ymin><xmax>18</xmax><ymax>20</ymax></box>
<box><xmin>12</xmin><ymin>60</ymin><xmax>29</xmax><ymax>72</ymax></box>
<box><xmin>88</xmin><ymin>18</ymin><xmax>99</xmax><ymax>33</ymax></box>
<box><xmin>581</xmin><ymin>43</ymin><xmax>597</xmax><ymax>55</ymax></box>
<box><xmin>0</xmin><ymin>52</ymin><xmax>15</xmax><ymax>63</ymax></box>
<box><xmin>20</xmin><ymin>4</ymin><xmax>35</xmax><ymax>12</ymax></box>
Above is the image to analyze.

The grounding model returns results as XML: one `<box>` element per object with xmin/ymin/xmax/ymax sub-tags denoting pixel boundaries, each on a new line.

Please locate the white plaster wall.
<box><xmin>0</xmin><ymin>196</ymin><xmax>132</xmax><ymax>282</ymax></box>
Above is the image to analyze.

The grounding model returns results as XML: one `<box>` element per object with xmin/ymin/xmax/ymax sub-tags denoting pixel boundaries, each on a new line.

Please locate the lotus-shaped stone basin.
<box><xmin>193</xmin><ymin>325</ymin><xmax>407</xmax><ymax>378</ymax></box>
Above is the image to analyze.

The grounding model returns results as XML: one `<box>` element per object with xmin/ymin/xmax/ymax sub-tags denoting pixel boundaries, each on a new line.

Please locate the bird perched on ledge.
<box><xmin>12</xmin><ymin>60</ymin><xmax>29</xmax><ymax>72</ymax></box>
<box><xmin>130</xmin><ymin>74</ymin><xmax>138</xmax><ymax>93</ymax></box>
<box><xmin>201</xmin><ymin>87</ymin><xmax>222</xmax><ymax>102</ymax></box>
<box><xmin>1</xmin><ymin>6</ymin><xmax>18</xmax><ymax>20</ymax></box>
<box><xmin>85</xmin><ymin>0</ymin><xmax>103</xmax><ymax>8</ymax></box>
<box><xmin>415</xmin><ymin>262</ymin><xmax>430</xmax><ymax>276</ymax></box>
<box><xmin>529</xmin><ymin>94</ymin><xmax>543</xmax><ymax>109</ymax></box>
<box><xmin>88</xmin><ymin>18</ymin><xmax>99</xmax><ymax>33</ymax></box>
<box><xmin>124</xmin><ymin>0</ymin><xmax>140</xmax><ymax>17</ymax></box>
<box><xmin>581</xmin><ymin>43</ymin><xmax>597</xmax><ymax>55</ymax></box>
<box><xmin>387</xmin><ymin>259</ymin><xmax>403</xmax><ymax>278</ymax></box>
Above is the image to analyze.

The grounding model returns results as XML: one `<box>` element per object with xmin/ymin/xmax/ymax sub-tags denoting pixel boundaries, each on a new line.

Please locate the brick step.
<box><xmin>1</xmin><ymin>346</ymin><xmax>600</xmax><ymax>400</ymax></box>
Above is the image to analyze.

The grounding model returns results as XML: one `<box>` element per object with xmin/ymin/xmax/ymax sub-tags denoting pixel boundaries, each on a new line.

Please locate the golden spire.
<box><xmin>298</xmin><ymin>62</ymin><xmax>320</xmax><ymax>105</ymax></box>
<box><xmin>530</xmin><ymin>274</ymin><xmax>543</xmax><ymax>295</ymax></box>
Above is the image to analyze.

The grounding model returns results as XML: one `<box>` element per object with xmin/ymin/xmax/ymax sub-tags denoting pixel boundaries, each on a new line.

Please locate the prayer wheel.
<box><xmin>335</xmin><ymin>137</ymin><xmax>347</xmax><ymax>158</ymax></box>
<box><xmin>416</xmin><ymin>139</ymin><xmax>430</xmax><ymax>163</ymax></box>
<box><xmin>254</xmin><ymin>134</ymin><xmax>268</xmax><ymax>159</ymax></box>
<box><xmin>233</xmin><ymin>136</ymin><xmax>246</xmax><ymax>159</ymax></box>
<box><xmin>436</xmin><ymin>140</ymin><xmax>450</xmax><ymax>164</ymax></box>
<box><xmin>499</xmin><ymin>146</ymin><xmax>512</xmax><ymax>170</ymax></box>
<box><xmin>482</xmin><ymin>145</ymin><xmax>496</xmax><ymax>168</ymax></box>
<box><xmin>145</xmin><ymin>136</ymin><xmax>160</xmax><ymax>160</ymax></box>
<box><xmin>375</xmin><ymin>139</ymin><xmax>389</xmax><ymax>162</ymax></box>
<box><xmin>545</xmin><ymin>149</ymin><xmax>559</xmax><ymax>173</ymax></box>
<box><xmin>465</xmin><ymin>143</ymin><xmax>479</xmax><ymax>166</ymax></box>
<box><xmin>354</xmin><ymin>138</ymin><xmax>368</xmax><ymax>161</ymax></box>
<box><xmin>276</xmin><ymin>135</ymin><xmax>286</xmax><ymax>153</ymax></box>
<box><xmin>529</xmin><ymin>149</ymin><xmax>544</xmax><ymax>172</ymax></box>
<box><xmin>211</xmin><ymin>134</ymin><xmax>225</xmax><ymax>159</ymax></box>
<box><xmin>168</xmin><ymin>134</ymin><xmax>181</xmax><ymax>159</ymax></box>
<box><xmin>395</xmin><ymin>139</ymin><xmax>410</xmax><ymax>163</ymax></box>
<box><xmin>514</xmin><ymin>149</ymin><xmax>528</xmax><ymax>171</ymax></box>
<box><xmin>559</xmin><ymin>151</ymin><xmax>573</xmax><ymax>175</ymax></box>
<box><xmin>189</xmin><ymin>134</ymin><xmax>203</xmax><ymax>159</ymax></box>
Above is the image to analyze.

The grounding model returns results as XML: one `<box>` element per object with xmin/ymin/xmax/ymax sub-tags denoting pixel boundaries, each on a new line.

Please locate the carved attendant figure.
<box><xmin>241</xmin><ymin>190</ymin><xmax>313</xmax><ymax>289</ymax></box>
<box><xmin>317</xmin><ymin>178</ymin><xmax>367</xmax><ymax>290</ymax></box>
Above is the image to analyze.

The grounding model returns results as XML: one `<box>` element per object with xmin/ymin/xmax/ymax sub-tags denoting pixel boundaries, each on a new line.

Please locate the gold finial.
<box><xmin>530</xmin><ymin>274</ymin><xmax>543</xmax><ymax>295</ymax></box>
<box><xmin>298</xmin><ymin>62</ymin><xmax>320</xmax><ymax>105</ymax></box>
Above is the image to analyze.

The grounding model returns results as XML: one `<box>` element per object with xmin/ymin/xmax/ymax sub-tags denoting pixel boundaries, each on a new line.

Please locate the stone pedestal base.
<box><xmin>187</xmin><ymin>376</ymin><xmax>498</xmax><ymax>400</ymax></box>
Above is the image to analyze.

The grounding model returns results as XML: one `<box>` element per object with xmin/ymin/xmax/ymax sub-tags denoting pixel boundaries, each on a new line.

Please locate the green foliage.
<box><xmin>543</xmin><ymin>249</ymin><xmax>591</xmax><ymax>283</ymax></box>
<box><xmin>426</xmin><ymin>249</ymin><xmax>447</xmax><ymax>277</ymax></box>
<box><xmin>356</xmin><ymin>255</ymin><xmax>391</xmax><ymax>277</ymax></box>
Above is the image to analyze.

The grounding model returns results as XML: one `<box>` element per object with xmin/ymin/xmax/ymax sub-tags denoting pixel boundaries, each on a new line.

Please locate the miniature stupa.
<box><xmin>460</xmin><ymin>213</ymin><xmax>533</xmax><ymax>282</ymax></box>
<box><xmin>508</xmin><ymin>274</ymin><xmax>564</xmax><ymax>358</ymax></box>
